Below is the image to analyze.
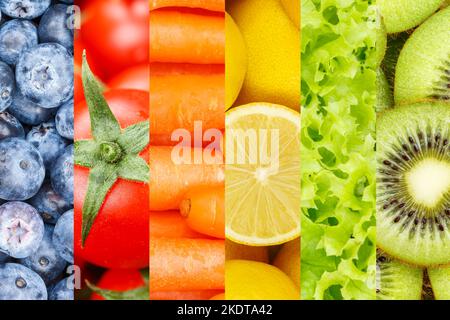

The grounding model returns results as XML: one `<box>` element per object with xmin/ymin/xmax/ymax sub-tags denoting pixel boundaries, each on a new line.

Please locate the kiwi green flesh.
<box><xmin>428</xmin><ymin>266</ymin><xmax>450</xmax><ymax>299</ymax></box>
<box><xmin>395</xmin><ymin>7</ymin><xmax>450</xmax><ymax>105</ymax></box>
<box><xmin>378</xmin><ymin>0</ymin><xmax>444</xmax><ymax>34</ymax></box>
<box><xmin>376</xmin><ymin>251</ymin><xmax>423</xmax><ymax>300</ymax></box>
<box><xmin>377</xmin><ymin>103</ymin><xmax>450</xmax><ymax>267</ymax></box>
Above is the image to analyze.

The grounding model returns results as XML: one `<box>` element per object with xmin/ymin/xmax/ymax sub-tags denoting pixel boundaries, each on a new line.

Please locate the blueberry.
<box><xmin>0</xmin><ymin>19</ymin><xmax>37</xmax><ymax>65</ymax></box>
<box><xmin>48</xmin><ymin>275</ymin><xmax>73</xmax><ymax>300</ymax></box>
<box><xmin>0</xmin><ymin>111</ymin><xmax>24</xmax><ymax>140</ymax></box>
<box><xmin>7</xmin><ymin>89</ymin><xmax>57</xmax><ymax>125</ymax></box>
<box><xmin>26</xmin><ymin>120</ymin><xmax>68</xmax><ymax>168</ymax></box>
<box><xmin>58</xmin><ymin>0</ymin><xmax>73</xmax><ymax>4</ymax></box>
<box><xmin>50</xmin><ymin>144</ymin><xmax>73</xmax><ymax>204</ymax></box>
<box><xmin>28</xmin><ymin>181</ymin><xmax>71</xmax><ymax>224</ymax></box>
<box><xmin>52</xmin><ymin>209</ymin><xmax>73</xmax><ymax>264</ymax></box>
<box><xmin>19</xmin><ymin>225</ymin><xmax>67</xmax><ymax>285</ymax></box>
<box><xmin>0</xmin><ymin>0</ymin><xmax>51</xmax><ymax>19</ymax></box>
<box><xmin>0</xmin><ymin>138</ymin><xmax>45</xmax><ymax>200</ymax></box>
<box><xmin>16</xmin><ymin>43</ymin><xmax>73</xmax><ymax>108</ymax></box>
<box><xmin>0</xmin><ymin>263</ymin><xmax>47</xmax><ymax>300</ymax></box>
<box><xmin>55</xmin><ymin>98</ymin><xmax>73</xmax><ymax>140</ymax></box>
<box><xmin>0</xmin><ymin>60</ymin><xmax>14</xmax><ymax>112</ymax></box>
<box><xmin>0</xmin><ymin>201</ymin><xmax>44</xmax><ymax>258</ymax></box>
<box><xmin>38</xmin><ymin>4</ymin><xmax>73</xmax><ymax>52</ymax></box>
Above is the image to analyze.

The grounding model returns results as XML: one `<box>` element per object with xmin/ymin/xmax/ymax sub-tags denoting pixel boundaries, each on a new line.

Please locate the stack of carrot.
<box><xmin>149</xmin><ymin>0</ymin><xmax>226</xmax><ymax>300</ymax></box>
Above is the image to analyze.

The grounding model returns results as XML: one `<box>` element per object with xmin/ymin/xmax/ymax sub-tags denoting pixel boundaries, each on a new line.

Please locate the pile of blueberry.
<box><xmin>0</xmin><ymin>0</ymin><xmax>74</xmax><ymax>300</ymax></box>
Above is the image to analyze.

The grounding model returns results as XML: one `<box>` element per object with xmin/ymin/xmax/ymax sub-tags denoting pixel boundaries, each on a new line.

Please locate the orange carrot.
<box><xmin>150</xmin><ymin>238</ymin><xmax>225</xmax><ymax>291</ymax></box>
<box><xmin>150</xmin><ymin>63</ymin><xmax>224</xmax><ymax>76</ymax></box>
<box><xmin>150</xmin><ymin>10</ymin><xmax>224</xmax><ymax>64</ymax></box>
<box><xmin>151</xmin><ymin>290</ymin><xmax>222</xmax><ymax>300</ymax></box>
<box><xmin>150</xmin><ymin>146</ymin><xmax>224</xmax><ymax>211</ymax></box>
<box><xmin>180</xmin><ymin>186</ymin><xmax>224</xmax><ymax>238</ymax></box>
<box><xmin>150</xmin><ymin>211</ymin><xmax>204</xmax><ymax>238</ymax></box>
<box><xmin>150</xmin><ymin>73</ymin><xmax>224</xmax><ymax>137</ymax></box>
<box><xmin>150</xmin><ymin>0</ymin><xmax>224</xmax><ymax>12</ymax></box>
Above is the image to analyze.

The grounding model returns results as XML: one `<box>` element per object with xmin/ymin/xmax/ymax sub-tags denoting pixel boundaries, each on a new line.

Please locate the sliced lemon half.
<box><xmin>225</xmin><ymin>103</ymin><xmax>301</xmax><ymax>246</ymax></box>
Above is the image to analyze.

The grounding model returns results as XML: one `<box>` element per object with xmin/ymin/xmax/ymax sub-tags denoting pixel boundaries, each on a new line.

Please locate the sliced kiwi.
<box><xmin>428</xmin><ymin>266</ymin><xmax>450</xmax><ymax>299</ymax></box>
<box><xmin>395</xmin><ymin>7</ymin><xmax>450</xmax><ymax>105</ymax></box>
<box><xmin>378</xmin><ymin>0</ymin><xmax>444</xmax><ymax>34</ymax></box>
<box><xmin>377</xmin><ymin>68</ymin><xmax>394</xmax><ymax>112</ymax></box>
<box><xmin>377</xmin><ymin>251</ymin><xmax>423</xmax><ymax>300</ymax></box>
<box><xmin>377</xmin><ymin>102</ymin><xmax>450</xmax><ymax>267</ymax></box>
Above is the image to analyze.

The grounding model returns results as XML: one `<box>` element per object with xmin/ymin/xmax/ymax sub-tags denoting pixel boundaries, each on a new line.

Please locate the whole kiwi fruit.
<box><xmin>394</xmin><ymin>6</ymin><xmax>450</xmax><ymax>105</ymax></box>
<box><xmin>378</xmin><ymin>0</ymin><xmax>444</xmax><ymax>34</ymax></box>
<box><xmin>377</xmin><ymin>102</ymin><xmax>450</xmax><ymax>267</ymax></box>
<box><xmin>428</xmin><ymin>266</ymin><xmax>450</xmax><ymax>299</ymax></box>
<box><xmin>376</xmin><ymin>251</ymin><xmax>423</xmax><ymax>300</ymax></box>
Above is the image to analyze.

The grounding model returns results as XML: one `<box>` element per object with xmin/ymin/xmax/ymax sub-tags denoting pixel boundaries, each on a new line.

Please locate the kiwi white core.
<box><xmin>406</xmin><ymin>158</ymin><xmax>450</xmax><ymax>208</ymax></box>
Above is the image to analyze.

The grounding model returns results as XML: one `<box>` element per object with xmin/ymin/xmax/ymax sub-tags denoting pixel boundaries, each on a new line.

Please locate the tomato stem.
<box><xmin>99</xmin><ymin>141</ymin><xmax>122</xmax><ymax>163</ymax></box>
<box><xmin>75</xmin><ymin>53</ymin><xmax>149</xmax><ymax>246</ymax></box>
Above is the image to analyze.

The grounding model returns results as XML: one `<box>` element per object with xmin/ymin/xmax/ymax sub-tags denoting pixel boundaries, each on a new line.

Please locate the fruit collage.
<box><xmin>0</xmin><ymin>0</ymin><xmax>448</xmax><ymax>302</ymax></box>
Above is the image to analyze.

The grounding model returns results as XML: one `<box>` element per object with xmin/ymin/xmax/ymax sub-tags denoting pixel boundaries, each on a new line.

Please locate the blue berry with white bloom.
<box><xmin>0</xmin><ymin>138</ymin><xmax>45</xmax><ymax>200</ymax></box>
<box><xmin>0</xmin><ymin>201</ymin><xmax>44</xmax><ymax>258</ymax></box>
<box><xmin>16</xmin><ymin>43</ymin><xmax>73</xmax><ymax>108</ymax></box>
<box><xmin>0</xmin><ymin>19</ymin><xmax>38</xmax><ymax>65</ymax></box>
<box><xmin>0</xmin><ymin>263</ymin><xmax>47</xmax><ymax>300</ymax></box>
<box><xmin>55</xmin><ymin>98</ymin><xmax>73</xmax><ymax>140</ymax></box>
<box><xmin>0</xmin><ymin>0</ymin><xmax>51</xmax><ymax>19</ymax></box>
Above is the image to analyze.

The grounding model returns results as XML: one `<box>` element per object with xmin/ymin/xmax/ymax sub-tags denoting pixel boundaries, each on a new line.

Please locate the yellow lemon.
<box><xmin>225</xmin><ymin>103</ymin><xmax>301</xmax><ymax>246</ymax></box>
<box><xmin>226</xmin><ymin>260</ymin><xmax>300</xmax><ymax>300</ymax></box>
<box><xmin>273</xmin><ymin>238</ymin><xmax>301</xmax><ymax>289</ymax></box>
<box><xmin>225</xmin><ymin>12</ymin><xmax>247</xmax><ymax>110</ymax></box>
<box><xmin>228</xmin><ymin>0</ymin><xmax>300</xmax><ymax>110</ymax></box>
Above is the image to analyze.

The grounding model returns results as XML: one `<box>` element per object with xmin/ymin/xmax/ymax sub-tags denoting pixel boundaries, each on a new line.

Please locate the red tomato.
<box><xmin>108</xmin><ymin>64</ymin><xmax>149</xmax><ymax>91</ymax></box>
<box><xmin>91</xmin><ymin>269</ymin><xmax>146</xmax><ymax>300</ymax></box>
<box><xmin>74</xmin><ymin>90</ymin><xmax>149</xmax><ymax>269</ymax></box>
<box><xmin>81</xmin><ymin>0</ymin><xmax>149</xmax><ymax>78</ymax></box>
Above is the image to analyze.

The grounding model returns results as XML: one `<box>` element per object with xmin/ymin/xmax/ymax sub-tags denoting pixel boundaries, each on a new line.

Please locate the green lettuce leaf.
<box><xmin>301</xmin><ymin>0</ymin><xmax>377</xmax><ymax>300</ymax></box>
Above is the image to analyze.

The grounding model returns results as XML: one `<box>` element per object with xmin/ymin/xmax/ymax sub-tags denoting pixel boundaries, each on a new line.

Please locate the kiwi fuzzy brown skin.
<box><xmin>376</xmin><ymin>250</ymin><xmax>423</xmax><ymax>300</ymax></box>
<box><xmin>394</xmin><ymin>7</ymin><xmax>450</xmax><ymax>105</ymax></box>
<box><xmin>377</xmin><ymin>102</ymin><xmax>450</xmax><ymax>268</ymax></box>
<box><xmin>381</xmin><ymin>32</ymin><xmax>409</xmax><ymax>91</ymax></box>
<box><xmin>378</xmin><ymin>0</ymin><xmax>444</xmax><ymax>34</ymax></box>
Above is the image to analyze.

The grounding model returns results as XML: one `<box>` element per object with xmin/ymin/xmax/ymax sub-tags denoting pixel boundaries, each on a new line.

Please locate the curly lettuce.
<box><xmin>301</xmin><ymin>0</ymin><xmax>377</xmax><ymax>300</ymax></box>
